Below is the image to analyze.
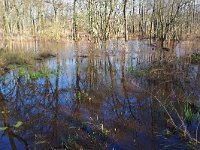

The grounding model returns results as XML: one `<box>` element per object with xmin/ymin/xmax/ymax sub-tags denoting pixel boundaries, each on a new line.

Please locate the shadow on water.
<box><xmin>0</xmin><ymin>39</ymin><xmax>200</xmax><ymax>149</ymax></box>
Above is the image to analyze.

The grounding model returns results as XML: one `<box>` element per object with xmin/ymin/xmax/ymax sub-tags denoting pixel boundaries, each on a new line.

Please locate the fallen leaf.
<box><xmin>0</xmin><ymin>127</ymin><xmax>8</xmax><ymax>131</ymax></box>
<box><xmin>14</xmin><ymin>121</ymin><xmax>23</xmax><ymax>128</ymax></box>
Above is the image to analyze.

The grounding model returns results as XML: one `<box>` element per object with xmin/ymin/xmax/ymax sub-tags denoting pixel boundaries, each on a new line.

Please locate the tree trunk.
<box><xmin>124</xmin><ymin>0</ymin><xmax>128</xmax><ymax>41</ymax></box>
<box><xmin>73</xmin><ymin>0</ymin><xmax>78</xmax><ymax>41</ymax></box>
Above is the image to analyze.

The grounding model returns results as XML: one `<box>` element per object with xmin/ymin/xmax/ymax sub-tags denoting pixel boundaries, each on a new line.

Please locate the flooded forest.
<box><xmin>1</xmin><ymin>0</ymin><xmax>200</xmax><ymax>150</ymax></box>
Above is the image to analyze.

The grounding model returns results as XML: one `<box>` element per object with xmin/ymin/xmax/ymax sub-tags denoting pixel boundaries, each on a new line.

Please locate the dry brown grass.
<box><xmin>1</xmin><ymin>52</ymin><xmax>33</xmax><ymax>66</ymax></box>
<box><xmin>0</xmin><ymin>49</ymin><xmax>57</xmax><ymax>74</ymax></box>
<box><xmin>0</xmin><ymin>58</ymin><xmax>5</xmax><ymax>67</ymax></box>
<box><xmin>35</xmin><ymin>51</ymin><xmax>56</xmax><ymax>60</ymax></box>
<box><xmin>0</xmin><ymin>50</ymin><xmax>35</xmax><ymax>74</ymax></box>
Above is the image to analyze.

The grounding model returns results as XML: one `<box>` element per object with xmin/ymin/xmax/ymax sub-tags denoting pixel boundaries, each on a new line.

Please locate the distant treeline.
<box><xmin>0</xmin><ymin>0</ymin><xmax>200</xmax><ymax>45</ymax></box>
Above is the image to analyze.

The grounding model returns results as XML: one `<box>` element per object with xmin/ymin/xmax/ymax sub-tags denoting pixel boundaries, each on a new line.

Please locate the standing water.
<box><xmin>0</xmin><ymin>39</ymin><xmax>200</xmax><ymax>150</ymax></box>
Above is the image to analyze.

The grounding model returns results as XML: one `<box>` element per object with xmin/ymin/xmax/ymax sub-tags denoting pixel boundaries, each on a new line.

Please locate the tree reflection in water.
<box><xmin>0</xmin><ymin>40</ymin><xmax>200</xmax><ymax>149</ymax></box>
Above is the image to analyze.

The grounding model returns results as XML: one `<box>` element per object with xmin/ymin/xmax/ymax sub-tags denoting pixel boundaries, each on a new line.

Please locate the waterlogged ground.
<box><xmin>0</xmin><ymin>39</ymin><xmax>200</xmax><ymax>150</ymax></box>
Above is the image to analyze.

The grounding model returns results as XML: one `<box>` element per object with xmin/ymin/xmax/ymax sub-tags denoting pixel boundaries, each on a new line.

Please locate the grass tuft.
<box><xmin>191</xmin><ymin>53</ymin><xmax>200</xmax><ymax>63</ymax></box>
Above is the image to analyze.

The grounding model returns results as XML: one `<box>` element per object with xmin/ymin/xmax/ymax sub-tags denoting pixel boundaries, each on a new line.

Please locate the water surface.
<box><xmin>0</xmin><ymin>39</ymin><xmax>200</xmax><ymax>150</ymax></box>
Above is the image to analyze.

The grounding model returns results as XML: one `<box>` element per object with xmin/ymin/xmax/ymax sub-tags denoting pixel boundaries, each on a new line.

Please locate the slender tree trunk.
<box><xmin>73</xmin><ymin>0</ymin><xmax>78</xmax><ymax>41</ymax></box>
<box><xmin>124</xmin><ymin>0</ymin><xmax>128</xmax><ymax>41</ymax></box>
<box><xmin>132</xmin><ymin>0</ymin><xmax>135</xmax><ymax>34</ymax></box>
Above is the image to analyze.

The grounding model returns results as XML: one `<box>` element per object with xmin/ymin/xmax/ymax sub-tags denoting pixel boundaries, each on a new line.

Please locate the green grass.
<box><xmin>17</xmin><ymin>67</ymin><xmax>57</xmax><ymax>80</ymax></box>
<box><xmin>183</xmin><ymin>101</ymin><xmax>200</xmax><ymax>124</ymax></box>
<box><xmin>184</xmin><ymin>102</ymin><xmax>194</xmax><ymax>124</ymax></box>
<box><xmin>191</xmin><ymin>54</ymin><xmax>200</xmax><ymax>63</ymax></box>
